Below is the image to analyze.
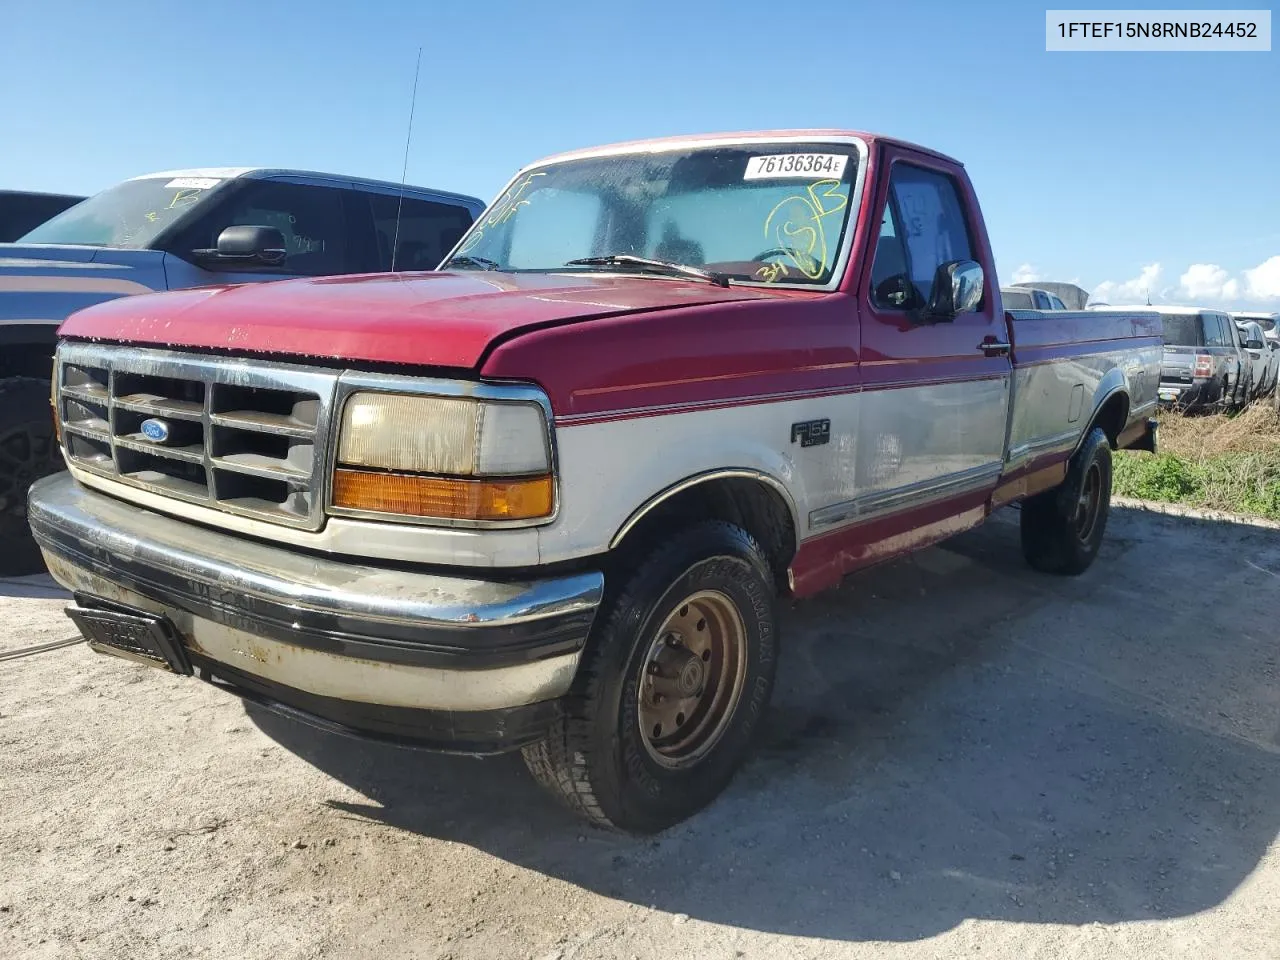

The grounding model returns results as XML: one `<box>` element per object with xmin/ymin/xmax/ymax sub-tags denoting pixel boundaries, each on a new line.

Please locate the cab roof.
<box><xmin>527</xmin><ymin>129</ymin><xmax>962</xmax><ymax>169</ymax></box>
<box><xmin>124</xmin><ymin>167</ymin><xmax>483</xmax><ymax>206</ymax></box>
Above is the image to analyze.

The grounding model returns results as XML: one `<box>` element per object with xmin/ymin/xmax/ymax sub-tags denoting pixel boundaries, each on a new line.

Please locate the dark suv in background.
<box><xmin>0</xmin><ymin>189</ymin><xmax>85</xmax><ymax>241</ymax></box>
<box><xmin>1147</xmin><ymin>307</ymin><xmax>1252</xmax><ymax>410</ymax></box>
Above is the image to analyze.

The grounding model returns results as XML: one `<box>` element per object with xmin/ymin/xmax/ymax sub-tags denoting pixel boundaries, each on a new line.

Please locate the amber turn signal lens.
<box><xmin>332</xmin><ymin>469</ymin><xmax>554</xmax><ymax>522</ymax></box>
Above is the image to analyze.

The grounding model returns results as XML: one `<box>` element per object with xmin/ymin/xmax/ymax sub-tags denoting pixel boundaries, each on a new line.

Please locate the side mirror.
<box><xmin>193</xmin><ymin>225</ymin><xmax>287</xmax><ymax>267</ymax></box>
<box><xmin>924</xmin><ymin>259</ymin><xmax>984</xmax><ymax>321</ymax></box>
<box><xmin>1248</xmin><ymin>339</ymin><xmax>1264</xmax><ymax>350</ymax></box>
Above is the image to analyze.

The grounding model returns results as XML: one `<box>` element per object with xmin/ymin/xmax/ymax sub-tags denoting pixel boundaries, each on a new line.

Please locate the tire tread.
<box><xmin>522</xmin><ymin>520</ymin><xmax>774</xmax><ymax>832</ymax></box>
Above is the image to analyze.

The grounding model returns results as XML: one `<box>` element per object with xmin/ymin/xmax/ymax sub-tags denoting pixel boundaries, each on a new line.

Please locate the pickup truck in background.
<box><xmin>1000</xmin><ymin>285</ymin><xmax>1068</xmax><ymax>311</ymax></box>
<box><xmin>0</xmin><ymin>168</ymin><xmax>483</xmax><ymax>573</ymax></box>
<box><xmin>1014</xmin><ymin>281</ymin><xmax>1093</xmax><ymax>311</ymax></box>
<box><xmin>0</xmin><ymin>189</ymin><xmax>86</xmax><ymax>242</ymax></box>
<box><xmin>30</xmin><ymin>130</ymin><xmax>1160</xmax><ymax>833</ymax></box>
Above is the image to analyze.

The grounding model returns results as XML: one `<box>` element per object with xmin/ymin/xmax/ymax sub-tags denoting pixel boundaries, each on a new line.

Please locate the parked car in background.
<box><xmin>1009</xmin><ymin>281</ymin><xmax>1092</xmax><ymax>310</ymax></box>
<box><xmin>1235</xmin><ymin>319</ymin><xmax>1275</xmax><ymax>399</ymax></box>
<box><xmin>1093</xmin><ymin>305</ymin><xmax>1250</xmax><ymax>411</ymax></box>
<box><xmin>0</xmin><ymin>189</ymin><xmax>85</xmax><ymax>242</ymax></box>
<box><xmin>1232</xmin><ymin>311</ymin><xmax>1279</xmax><ymax>348</ymax></box>
<box><xmin>1001</xmin><ymin>285</ymin><xmax>1067</xmax><ymax>310</ymax></box>
<box><xmin>0</xmin><ymin>167</ymin><xmax>484</xmax><ymax>574</ymax></box>
<box><xmin>31</xmin><ymin>129</ymin><xmax>1161</xmax><ymax>832</ymax></box>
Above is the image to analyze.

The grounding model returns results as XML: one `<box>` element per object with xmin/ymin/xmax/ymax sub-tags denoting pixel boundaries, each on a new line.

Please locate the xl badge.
<box><xmin>140</xmin><ymin>418</ymin><xmax>171</xmax><ymax>444</ymax></box>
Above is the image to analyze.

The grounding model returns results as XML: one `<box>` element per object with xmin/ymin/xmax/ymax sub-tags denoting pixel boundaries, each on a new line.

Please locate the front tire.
<box><xmin>522</xmin><ymin>521</ymin><xmax>778</xmax><ymax>834</ymax></box>
<box><xmin>0</xmin><ymin>377</ymin><xmax>63</xmax><ymax>576</ymax></box>
<box><xmin>1020</xmin><ymin>426</ymin><xmax>1112</xmax><ymax>576</ymax></box>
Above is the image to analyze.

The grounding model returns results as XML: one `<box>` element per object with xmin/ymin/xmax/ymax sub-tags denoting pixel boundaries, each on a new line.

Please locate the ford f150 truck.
<box><xmin>0</xmin><ymin>168</ymin><xmax>483</xmax><ymax>573</ymax></box>
<box><xmin>29</xmin><ymin>131</ymin><xmax>1161</xmax><ymax>833</ymax></box>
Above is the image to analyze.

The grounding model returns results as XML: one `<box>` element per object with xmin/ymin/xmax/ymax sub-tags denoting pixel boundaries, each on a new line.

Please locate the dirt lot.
<box><xmin>2</xmin><ymin>505</ymin><xmax>1279</xmax><ymax>960</ymax></box>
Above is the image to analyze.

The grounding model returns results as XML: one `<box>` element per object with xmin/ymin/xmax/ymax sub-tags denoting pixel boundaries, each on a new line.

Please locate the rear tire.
<box><xmin>1020</xmin><ymin>426</ymin><xmax>1111</xmax><ymax>576</ymax></box>
<box><xmin>522</xmin><ymin>521</ymin><xmax>778</xmax><ymax>834</ymax></box>
<box><xmin>0</xmin><ymin>377</ymin><xmax>62</xmax><ymax>577</ymax></box>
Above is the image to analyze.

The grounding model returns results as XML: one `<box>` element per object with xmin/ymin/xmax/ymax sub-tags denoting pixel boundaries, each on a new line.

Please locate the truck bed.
<box><xmin>1001</xmin><ymin>307</ymin><xmax>1162</xmax><ymax>498</ymax></box>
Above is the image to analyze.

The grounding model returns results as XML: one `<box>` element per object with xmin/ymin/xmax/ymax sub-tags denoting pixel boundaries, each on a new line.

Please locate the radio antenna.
<box><xmin>390</xmin><ymin>46</ymin><xmax>423</xmax><ymax>273</ymax></box>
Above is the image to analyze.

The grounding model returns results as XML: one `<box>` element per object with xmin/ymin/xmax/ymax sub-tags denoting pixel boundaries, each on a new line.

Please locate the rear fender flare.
<box><xmin>1073</xmin><ymin>369</ymin><xmax>1129</xmax><ymax>456</ymax></box>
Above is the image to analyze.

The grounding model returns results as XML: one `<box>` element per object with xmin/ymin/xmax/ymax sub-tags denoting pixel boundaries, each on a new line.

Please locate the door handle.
<box><xmin>979</xmin><ymin>340</ymin><xmax>1011</xmax><ymax>356</ymax></box>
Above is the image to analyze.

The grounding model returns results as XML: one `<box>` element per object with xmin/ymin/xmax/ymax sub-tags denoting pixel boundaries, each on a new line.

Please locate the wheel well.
<box><xmin>0</xmin><ymin>329</ymin><xmax>57</xmax><ymax>381</ymax></box>
<box><xmin>610</xmin><ymin>476</ymin><xmax>797</xmax><ymax>593</ymax></box>
<box><xmin>1090</xmin><ymin>391</ymin><xmax>1129</xmax><ymax>448</ymax></box>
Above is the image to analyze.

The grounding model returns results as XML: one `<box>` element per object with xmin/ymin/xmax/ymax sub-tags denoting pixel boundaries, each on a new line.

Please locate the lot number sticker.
<box><xmin>164</xmin><ymin>177</ymin><xmax>222</xmax><ymax>189</ymax></box>
<box><xmin>744</xmin><ymin>154</ymin><xmax>848</xmax><ymax>180</ymax></box>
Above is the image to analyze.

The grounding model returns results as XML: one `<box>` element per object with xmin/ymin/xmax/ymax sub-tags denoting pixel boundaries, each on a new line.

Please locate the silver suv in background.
<box><xmin>1095</xmin><ymin>306</ymin><xmax>1251</xmax><ymax>411</ymax></box>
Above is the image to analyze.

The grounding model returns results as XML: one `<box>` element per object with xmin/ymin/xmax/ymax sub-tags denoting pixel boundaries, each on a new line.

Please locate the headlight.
<box><xmin>331</xmin><ymin>391</ymin><xmax>554</xmax><ymax>524</ymax></box>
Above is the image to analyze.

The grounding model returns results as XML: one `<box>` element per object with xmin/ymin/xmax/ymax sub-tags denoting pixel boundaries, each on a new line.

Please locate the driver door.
<box><xmin>854</xmin><ymin>150</ymin><xmax>1011</xmax><ymax>515</ymax></box>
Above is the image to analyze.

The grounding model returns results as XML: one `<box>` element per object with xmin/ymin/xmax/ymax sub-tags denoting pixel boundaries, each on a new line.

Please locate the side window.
<box><xmin>1033</xmin><ymin>291</ymin><xmax>1051</xmax><ymax>310</ymax></box>
<box><xmin>178</xmin><ymin>180</ymin><xmax>350</xmax><ymax>276</ymax></box>
<box><xmin>869</xmin><ymin>204</ymin><xmax>911</xmax><ymax>308</ymax></box>
<box><xmin>1048</xmin><ymin>294</ymin><xmax>1067</xmax><ymax>310</ymax></box>
<box><xmin>368</xmin><ymin>193</ymin><xmax>476</xmax><ymax>271</ymax></box>
<box><xmin>1218</xmin><ymin>317</ymin><xmax>1233</xmax><ymax>347</ymax></box>
<box><xmin>870</xmin><ymin>162</ymin><xmax>976</xmax><ymax>313</ymax></box>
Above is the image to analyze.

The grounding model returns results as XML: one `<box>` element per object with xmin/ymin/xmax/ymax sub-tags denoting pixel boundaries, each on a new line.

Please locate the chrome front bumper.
<box><xmin>28</xmin><ymin>473</ymin><xmax>603</xmax><ymax>751</ymax></box>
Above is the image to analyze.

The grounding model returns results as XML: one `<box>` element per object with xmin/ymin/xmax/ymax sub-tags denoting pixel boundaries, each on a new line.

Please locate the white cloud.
<box><xmin>1090</xmin><ymin>258</ymin><xmax>1278</xmax><ymax>308</ymax></box>
<box><xmin>1093</xmin><ymin>263</ymin><xmax>1162</xmax><ymax>304</ymax></box>
<box><xmin>1168</xmin><ymin>260</ymin><xmax>1277</xmax><ymax>305</ymax></box>
<box><xmin>1245</xmin><ymin>256</ymin><xmax>1280</xmax><ymax>300</ymax></box>
<box><xmin>1179</xmin><ymin>263</ymin><xmax>1233</xmax><ymax>300</ymax></box>
<box><xmin>1011</xmin><ymin>263</ymin><xmax>1041</xmax><ymax>284</ymax></box>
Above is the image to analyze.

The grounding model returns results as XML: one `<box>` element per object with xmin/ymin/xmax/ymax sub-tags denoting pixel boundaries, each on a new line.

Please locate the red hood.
<box><xmin>57</xmin><ymin>271</ymin><xmax>786</xmax><ymax>369</ymax></box>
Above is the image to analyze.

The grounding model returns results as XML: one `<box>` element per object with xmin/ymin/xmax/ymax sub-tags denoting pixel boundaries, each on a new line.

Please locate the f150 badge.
<box><xmin>140</xmin><ymin>418</ymin><xmax>171</xmax><ymax>444</ymax></box>
<box><xmin>791</xmin><ymin>419</ymin><xmax>830</xmax><ymax>447</ymax></box>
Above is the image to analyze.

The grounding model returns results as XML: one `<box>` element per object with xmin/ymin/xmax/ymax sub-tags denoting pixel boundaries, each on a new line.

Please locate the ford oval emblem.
<box><xmin>140</xmin><ymin>418</ymin><xmax>171</xmax><ymax>443</ymax></box>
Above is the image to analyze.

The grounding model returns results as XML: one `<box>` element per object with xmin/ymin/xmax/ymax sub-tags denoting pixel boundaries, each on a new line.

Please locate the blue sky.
<box><xmin>2</xmin><ymin>0</ymin><xmax>1277</xmax><ymax>307</ymax></box>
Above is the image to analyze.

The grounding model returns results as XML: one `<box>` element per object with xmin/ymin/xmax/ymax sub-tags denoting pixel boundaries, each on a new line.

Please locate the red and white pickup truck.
<box><xmin>30</xmin><ymin>130</ymin><xmax>1161</xmax><ymax>833</ymax></box>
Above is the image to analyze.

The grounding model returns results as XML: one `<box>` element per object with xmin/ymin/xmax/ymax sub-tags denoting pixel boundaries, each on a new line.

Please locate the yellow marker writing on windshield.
<box><xmin>761</xmin><ymin>179</ymin><xmax>848</xmax><ymax>280</ymax></box>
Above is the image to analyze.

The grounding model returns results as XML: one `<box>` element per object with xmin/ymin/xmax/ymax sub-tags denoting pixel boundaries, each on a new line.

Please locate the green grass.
<box><xmin>1114</xmin><ymin>451</ymin><xmax>1280</xmax><ymax>519</ymax></box>
<box><xmin>1113</xmin><ymin>405</ymin><xmax>1280</xmax><ymax>520</ymax></box>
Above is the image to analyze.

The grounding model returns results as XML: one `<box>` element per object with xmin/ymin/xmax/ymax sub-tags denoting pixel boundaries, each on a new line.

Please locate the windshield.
<box><xmin>18</xmin><ymin>175</ymin><xmax>227</xmax><ymax>248</ymax></box>
<box><xmin>445</xmin><ymin>142</ymin><xmax>860</xmax><ymax>286</ymax></box>
<box><xmin>1161</xmin><ymin>314</ymin><xmax>1204</xmax><ymax>346</ymax></box>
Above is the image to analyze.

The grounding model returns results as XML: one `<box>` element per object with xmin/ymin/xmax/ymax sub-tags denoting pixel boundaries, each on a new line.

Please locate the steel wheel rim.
<box><xmin>1074</xmin><ymin>462</ymin><xmax>1102</xmax><ymax>542</ymax></box>
<box><xmin>637</xmin><ymin>589</ymin><xmax>748</xmax><ymax>770</ymax></box>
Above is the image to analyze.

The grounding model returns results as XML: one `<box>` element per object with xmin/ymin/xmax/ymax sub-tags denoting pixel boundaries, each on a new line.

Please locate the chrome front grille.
<box><xmin>56</xmin><ymin>343</ymin><xmax>340</xmax><ymax>530</ymax></box>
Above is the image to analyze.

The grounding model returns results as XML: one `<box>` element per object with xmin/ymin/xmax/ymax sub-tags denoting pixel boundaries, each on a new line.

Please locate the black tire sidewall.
<box><xmin>587</xmin><ymin>524</ymin><xmax>777</xmax><ymax>831</ymax></box>
<box><xmin>0</xmin><ymin>378</ymin><xmax>62</xmax><ymax>552</ymax></box>
<box><xmin>1059</xmin><ymin>427</ymin><xmax>1112</xmax><ymax>565</ymax></box>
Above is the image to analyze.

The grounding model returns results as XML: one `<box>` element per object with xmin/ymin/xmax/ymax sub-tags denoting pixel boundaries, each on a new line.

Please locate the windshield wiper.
<box><xmin>565</xmin><ymin>254</ymin><xmax>730</xmax><ymax>288</ymax></box>
<box><xmin>445</xmin><ymin>255</ymin><xmax>501</xmax><ymax>271</ymax></box>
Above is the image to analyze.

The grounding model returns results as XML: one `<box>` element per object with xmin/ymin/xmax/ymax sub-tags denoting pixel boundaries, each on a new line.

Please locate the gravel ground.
<box><xmin>2</xmin><ymin>505</ymin><xmax>1278</xmax><ymax>960</ymax></box>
